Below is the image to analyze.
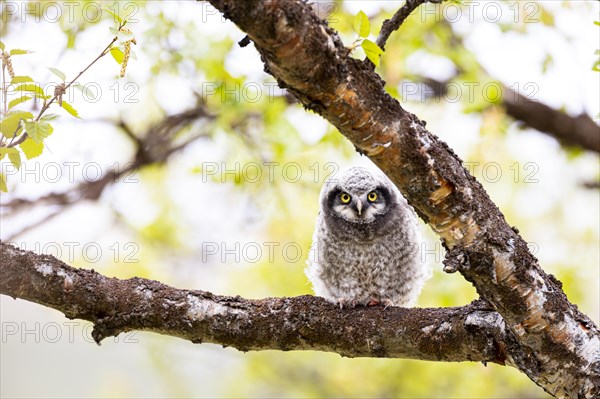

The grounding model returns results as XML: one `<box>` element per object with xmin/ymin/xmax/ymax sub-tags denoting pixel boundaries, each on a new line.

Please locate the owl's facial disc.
<box><xmin>333</xmin><ymin>189</ymin><xmax>387</xmax><ymax>223</ymax></box>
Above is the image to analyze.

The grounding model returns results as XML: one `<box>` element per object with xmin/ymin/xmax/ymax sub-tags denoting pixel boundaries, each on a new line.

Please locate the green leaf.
<box><xmin>593</xmin><ymin>60</ymin><xmax>600</xmax><ymax>72</ymax></box>
<box><xmin>4</xmin><ymin>110</ymin><xmax>34</xmax><ymax>120</ymax></box>
<box><xmin>47</xmin><ymin>67</ymin><xmax>66</xmax><ymax>82</ymax></box>
<box><xmin>9</xmin><ymin>49</ymin><xmax>32</xmax><ymax>56</ymax></box>
<box><xmin>0</xmin><ymin>111</ymin><xmax>32</xmax><ymax>138</ymax></box>
<box><xmin>0</xmin><ymin>147</ymin><xmax>13</xmax><ymax>159</ymax></box>
<box><xmin>594</xmin><ymin>21</ymin><xmax>600</xmax><ymax>27</ymax></box>
<box><xmin>110</xmin><ymin>47</ymin><xmax>124</xmax><ymax>64</ymax></box>
<box><xmin>103</xmin><ymin>7</ymin><xmax>123</xmax><ymax>23</ymax></box>
<box><xmin>20</xmin><ymin>138</ymin><xmax>44</xmax><ymax>159</ymax></box>
<box><xmin>0</xmin><ymin>147</ymin><xmax>19</xmax><ymax>169</ymax></box>
<box><xmin>24</xmin><ymin>121</ymin><xmax>54</xmax><ymax>142</ymax></box>
<box><xmin>361</xmin><ymin>39</ymin><xmax>383</xmax><ymax>67</ymax></box>
<box><xmin>8</xmin><ymin>95</ymin><xmax>32</xmax><ymax>110</ymax></box>
<box><xmin>11</xmin><ymin>75</ymin><xmax>34</xmax><ymax>84</ymax></box>
<box><xmin>0</xmin><ymin>41</ymin><xmax>5</xmax><ymax>51</ymax></box>
<box><xmin>40</xmin><ymin>113</ymin><xmax>60</xmax><ymax>122</ymax></box>
<box><xmin>8</xmin><ymin>149</ymin><xmax>21</xmax><ymax>170</ymax></box>
<box><xmin>354</xmin><ymin>11</ymin><xmax>371</xmax><ymax>38</ymax></box>
<box><xmin>0</xmin><ymin>173</ymin><xmax>7</xmax><ymax>193</ymax></box>
<box><xmin>15</xmin><ymin>83</ymin><xmax>47</xmax><ymax>99</ymax></box>
<box><xmin>61</xmin><ymin>101</ymin><xmax>80</xmax><ymax>118</ymax></box>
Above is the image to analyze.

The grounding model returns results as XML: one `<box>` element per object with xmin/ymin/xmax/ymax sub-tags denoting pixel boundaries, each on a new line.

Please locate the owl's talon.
<box><xmin>367</xmin><ymin>299</ymin><xmax>380</xmax><ymax>307</ymax></box>
<box><xmin>336</xmin><ymin>299</ymin><xmax>360</xmax><ymax>309</ymax></box>
<box><xmin>337</xmin><ymin>299</ymin><xmax>354</xmax><ymax>309</ymax></box>
<box><xmin>382</xmin><ymin>299</ymin><xmax>394</xmax><ymax>309</ymax></box>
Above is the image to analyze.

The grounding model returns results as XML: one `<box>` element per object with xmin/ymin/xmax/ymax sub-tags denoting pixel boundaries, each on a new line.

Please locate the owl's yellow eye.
<box><xmin>367</xmin><ymin>191</ymin><xmax>378</xmax><ymax>202</ymax></box>
<box><xmin>340</xmin><ymin>193</ymin><xmax>351</xmax><ymax>204</ymax></box>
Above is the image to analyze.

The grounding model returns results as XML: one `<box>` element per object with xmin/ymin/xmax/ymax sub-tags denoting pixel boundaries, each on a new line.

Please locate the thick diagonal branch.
<box><xmin>205</xmin><ymin>1</ymin><xmax>599</xmax><ymax>397</ymax></box>
<box><xmin>0</xmin><ymin>242</ymin><xmax>510</xmax><ymax>362</ymax></box>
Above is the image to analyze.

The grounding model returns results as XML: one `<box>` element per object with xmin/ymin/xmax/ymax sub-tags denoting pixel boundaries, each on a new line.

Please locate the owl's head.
<box><xmin>321</xmin><ymin>166</ymin><xmax>398</xmax><ymax>225</ymax></box>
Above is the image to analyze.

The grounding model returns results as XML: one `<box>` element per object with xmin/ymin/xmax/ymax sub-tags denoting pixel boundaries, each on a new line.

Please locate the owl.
<box><xmin>306</xmin><ymin>166</ymin><xmax>427</xmax><ymax>307</ymax></box>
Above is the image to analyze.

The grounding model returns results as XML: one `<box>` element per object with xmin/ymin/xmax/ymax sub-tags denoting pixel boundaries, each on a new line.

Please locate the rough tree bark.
<box><xmin>0</xmin><ymin>1</ymin><xmax>598</xmax><ymax>398</ymax></box>
<box><xmin>0</xmin><ymin>243</ymin><xmax>510</xmax><ymax>362</ymax></box>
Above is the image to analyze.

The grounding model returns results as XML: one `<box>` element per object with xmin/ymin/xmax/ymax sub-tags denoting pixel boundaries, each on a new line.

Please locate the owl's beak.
<box><xmin>356</xmin><ymin>200</ymin><xmax>363</xmax><ymax>216</ymax></box>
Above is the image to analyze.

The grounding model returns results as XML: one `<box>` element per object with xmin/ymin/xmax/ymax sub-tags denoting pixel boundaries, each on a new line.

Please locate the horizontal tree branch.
<box><xmin>205</xmin><ymin>1</ymin><xmax>600</xmax><ymax>397</ymax></box>
<box><xmin>415</xmin><ymin>18</ymin><xmax>600</xmax><ymax>154</ymax></box>
<box><xmin>503</xmin><ymin>86</ymin><xmax>600</xmax><ymax>153</ymax></box>
<box><xmin>411</xmin><ymin>76</ymin><xmax>600</xmax><ymax>154</ymax></box>
<box><xmin>0</xmin><ymin>242</ymin><xmax>510</xmax><ymax>363</ymax></box>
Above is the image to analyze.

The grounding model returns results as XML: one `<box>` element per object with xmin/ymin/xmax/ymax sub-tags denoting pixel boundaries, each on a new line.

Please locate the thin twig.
<box><xmin>376</xmin><ymin>0</ymin><xmax>443</xmax><ymax>51</ymax></box>
<box><xmin>6</xmin><ymin>22</ymin><xmax>125</xmax><ymax>148</ymax></box>
<box><xmin>2</xmin><ymin>208</ymin><xmax>63</xmax><ymax>242</ymax></box>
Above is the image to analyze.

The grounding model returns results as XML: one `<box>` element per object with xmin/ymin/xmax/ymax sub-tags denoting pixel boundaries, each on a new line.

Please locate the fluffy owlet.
<box><xmin>306</xmin><ymin>166</ymin><xmax>427</xmax><ymax>307</ymax></box>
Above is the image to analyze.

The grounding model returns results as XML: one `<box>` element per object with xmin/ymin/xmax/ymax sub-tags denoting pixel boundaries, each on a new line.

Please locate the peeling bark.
<box><xmin>203</xmin><ymin>1</ymin><xmax>600</xmax><ymax>397</ymax></box>
<box><xmin>0</xmin><ymin>242</ymin><xmax>509</xmax><ymax>362</ymax></box>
